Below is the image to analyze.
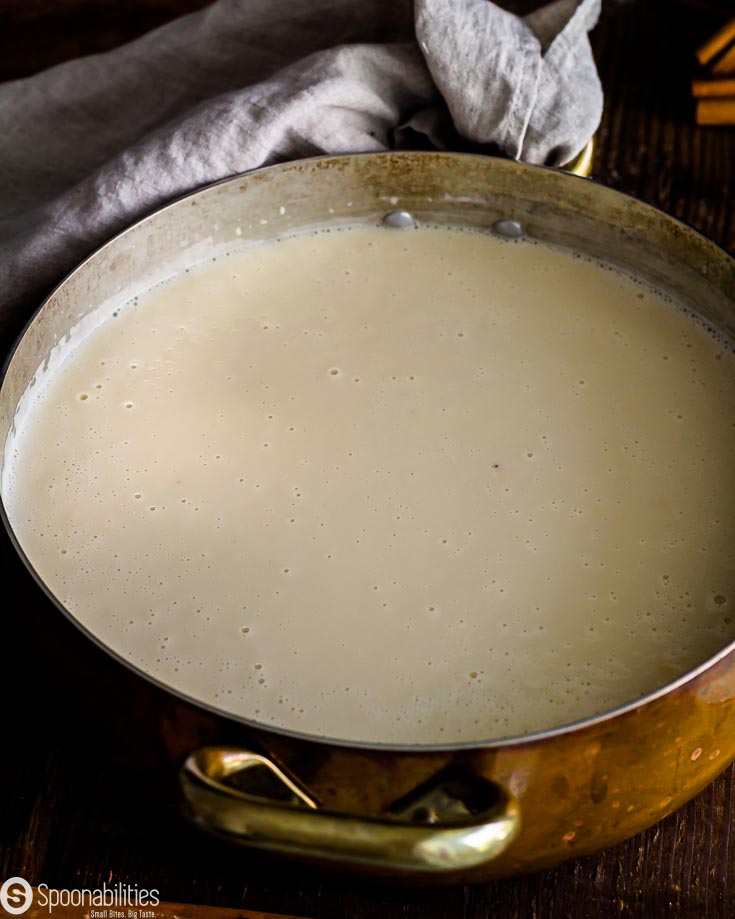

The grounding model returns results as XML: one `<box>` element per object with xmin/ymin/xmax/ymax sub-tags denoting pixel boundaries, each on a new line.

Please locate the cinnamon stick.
<box><xmin>711</xmin><ymin>40</ymin><xmax>735</xmax><ymax>75</ymax></box>
<box><xmin>695</xmin><ymin>97</ymin><xmax>735</xmax><ymax>125</ymax></box>
<box><xmin>692</xmin><ymin>78</ymin><xmax>735</xmax><ymax>97</ymax></box>
<box><xmin>696</xmin><ymin>15</ymin><xmax>735</xmax><ymax>66</ymax></box>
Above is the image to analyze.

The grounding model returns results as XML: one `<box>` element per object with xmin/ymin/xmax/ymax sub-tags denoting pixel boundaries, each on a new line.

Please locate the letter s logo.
<box><xmin>0</xmin><ymin>877</ymin><xmax>33</xmax><ymax>915</ymax></box>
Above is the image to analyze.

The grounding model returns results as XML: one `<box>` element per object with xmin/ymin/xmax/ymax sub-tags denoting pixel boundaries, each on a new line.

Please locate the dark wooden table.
<box><xmin>1</xmin><ymin>1</ymin><xmax>735</xmax><ymax>916</ymax></box>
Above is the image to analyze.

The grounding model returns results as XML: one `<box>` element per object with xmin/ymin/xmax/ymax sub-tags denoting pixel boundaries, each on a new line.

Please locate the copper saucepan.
<box><xmin>2</xmin><ymin>151</ymin><xmax>735</xmax><ymax>881</ymax></box>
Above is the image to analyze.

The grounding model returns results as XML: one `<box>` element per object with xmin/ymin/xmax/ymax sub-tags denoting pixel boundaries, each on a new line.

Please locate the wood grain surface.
<box><xmin>1</xmin><ymin>1</ymin><xmax>735</xmax><ymax>917</ymax></box>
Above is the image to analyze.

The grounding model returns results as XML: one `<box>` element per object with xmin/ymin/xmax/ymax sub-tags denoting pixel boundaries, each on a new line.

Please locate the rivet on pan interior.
<box><xmin>382</xmin><ymin>210</ymin><xmax>417</xmax><ymax>229</ymax></box>
<box><xmin>493</xmin><ymin>219</ymin><xmax>525</xmax><ymax>240</ymax></box>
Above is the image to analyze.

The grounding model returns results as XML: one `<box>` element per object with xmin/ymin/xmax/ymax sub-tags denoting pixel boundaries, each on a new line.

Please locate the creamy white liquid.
<box><xmin>4</xmin><ymin>226</ymin><xmax>735</xmax><ymax>744</ymax></box>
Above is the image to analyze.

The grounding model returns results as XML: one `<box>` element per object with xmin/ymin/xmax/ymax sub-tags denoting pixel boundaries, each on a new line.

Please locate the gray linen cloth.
<box><xmin>0</xmin><ymin>0</ymin><xmax>601</xmax><ymax>345</ymax></box>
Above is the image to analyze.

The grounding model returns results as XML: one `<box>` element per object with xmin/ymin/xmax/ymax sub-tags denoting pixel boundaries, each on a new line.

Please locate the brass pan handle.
<box><xmin>180</xmin><ymin>746</ymin><xmax>520</xmax><ymax>873</ymax></box>
<box><xmin>561</xmin><ymin>136</ymin><xmax>595</xmax><ymax>178</ymax></box>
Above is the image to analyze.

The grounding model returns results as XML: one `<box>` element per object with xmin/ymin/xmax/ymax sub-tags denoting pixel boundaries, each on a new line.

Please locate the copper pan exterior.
<box><xmin>2</xmin><ymin>152</ymin><xmax>735</xmax><ymax>881</ymax></box>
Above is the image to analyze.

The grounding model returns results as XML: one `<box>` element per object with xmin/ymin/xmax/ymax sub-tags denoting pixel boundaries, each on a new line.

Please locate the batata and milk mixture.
<box><xmin>4</xmin><ymin>226</ymin><xmax>735</xmax><ymax>744</ymax></box>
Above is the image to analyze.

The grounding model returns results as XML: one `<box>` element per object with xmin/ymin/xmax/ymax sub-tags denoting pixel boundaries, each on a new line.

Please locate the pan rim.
<box><xmin>2</xmin><ymin>149</ymin><xmax>734</xmax><ymax>754</ymax></box>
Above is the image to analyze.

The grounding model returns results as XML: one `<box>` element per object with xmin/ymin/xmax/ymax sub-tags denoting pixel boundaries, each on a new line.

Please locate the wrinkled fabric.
<box><xmin>0</xmin><ymin>0</ymin><xmax>601</xmax><ymax>341</ymax></box>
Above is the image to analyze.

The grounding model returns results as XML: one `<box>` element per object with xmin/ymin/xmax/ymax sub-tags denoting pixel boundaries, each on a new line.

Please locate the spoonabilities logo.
<box><xmin>0</xmin><ymin>877</ymin><xmax>33</xmax><ymax>915</ymax></box>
